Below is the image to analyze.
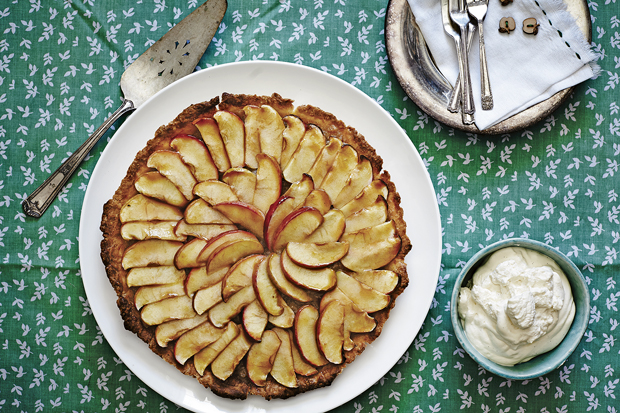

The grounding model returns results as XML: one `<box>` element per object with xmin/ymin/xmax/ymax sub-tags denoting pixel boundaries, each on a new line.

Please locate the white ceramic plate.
<box><xmin>79</xmin><ymin>61</ymin><xmax>442</xmax><ymax>413</ymax></box>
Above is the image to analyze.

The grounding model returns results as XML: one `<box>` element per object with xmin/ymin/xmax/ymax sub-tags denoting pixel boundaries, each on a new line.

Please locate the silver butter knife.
<box><xmin>22</xmin><ymin>0</ymin><xmax>228</xmax><ymax>218</ymax></box>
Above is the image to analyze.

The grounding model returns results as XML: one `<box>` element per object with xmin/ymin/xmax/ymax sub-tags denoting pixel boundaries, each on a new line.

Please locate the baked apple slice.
<box><xmin>281</xmin><ymin>249</ymin><xmax>336</xmax><ymax>291</ymax></box>
<box><xmin>253</xmin><ymin>256</ymin><xmax>284</xmax><ymax>316</ymax></box>
<box><xmin>193</xmin><ymin>117</ymin><xmax>231</xmax><ymax>172</ymax></box>
<box><xmin>221</xmin><ymin>254</ymin><xmax>264</xmax><ymax>301</ymax></box>
<box><xmin>194</xmin><ymin>321</ymin><xmax>239</xmax><ymax>375</ymax></box>
<box><xmin>213</xmin><ymin>110</ymin><xmax>245</xmax><ymax>168</ymax></box>
<box><xmin>244</xmin><ymin>105</ymin><xmax>285</xmax><ymax>164</ymax></box>
<box><xmin>213</xmin><ymin>201</ymin><xmax>265</xmax><ymax>240</ymax></box>
<box><xmin>211</xmin><ymin>330</ymin><xmax>252</xmax><ymax>381</ymax></box>
<box><xmin>147</xmin><ymin>150</ymin><xmax>197</xmax><ymax>201</ymax></box>
<box><xmin>193</xmin><ymin>180</ymin><xmax>238</xmax><ymax>205</ymax></box>
<box><xmin>174</xmin><ymin>238</ymin><xmax>208</xmax><ymax>269</ymax></box>
<box><xmin>271</xmin><ymin>206</ymin><xmax>323</xmax><ymax>252</ymax></box>
<box><xmin>280</xmin><ymin>115</ymin><xmax>305</xmax><ymax>168</ymax></box>
<box><xmin>282</xmin><ymin>125</ymin><xmax>325</xmax><ymax>183</ymax></box>
<box><xmin>170</xmin><ymin>134</ymin><xmax>218</xmax><ymax>182</ymax></box>
<box><xmin>288</xmin><ymin>329</ymin><xmax>318</xmax><ymax>376</ymax></box>
<box><xmin>134</xmin><ymin>172</ymin><xmax>188</xmax><ymax>207</ymax></box>
<box><xmin>286</xmin><ymin>241</ymin><xmax>349</xmax><ymax>268</ymax></box>
<box><xmin>134</xmin><ymin>281</ymin><xmax>185</xmax><ymax>310</ymax></box>
<box><xmin>243</xmin><ymin>299</ymin><xmax>269</xmax><ymax>341</ymax></box>
<box><xmin>209</xmin><ymin>285</ymin><xmax>256</xmax><ymax>328</ymax></box>
<box><xmin>303</xmin><ymin>189</ymin><xmax>331</xmax><ymax>215</ymax></box>
<box><xmin>319</xmin><ymin>144</ymin><xmax>359</xmax><ymax>203</ymax></box>
<box><xmin>336</xmin><ymin>270</ymin><xmax>390</xmax><ymax>313</ymax></box>
<box><xmin>268</xmin><ymin>296</ymin><xmax>295</xmax><ymax>328</ymax></box>
<box><xmin>155</xmin><ymin>314</ymin><xmax>209</xmax><ymax>348</ymax></box>
<box><xmin>340</xmin><ymin>221</ymin><xmax>401</xmax><ymax>271</ymax></box>
<box><xmin>206</xmin><ymin>238</ymin><xmax>264</xmax><ymax>273</ymax></box>
<box><xmin>317</xmin><ymin>300</ymin><xmax>345</xmax><ymax>364</ymax></box>
<box><xmin>343</xmin><ymin>196</ymin><xmax>388</xmax><ymax>234</ymax></box>
<box><xmin>253</xmin><ymin>153</ymin><xmax>282</xmax><ymax>214</ymax></box>
<box><xmin>270</xmin><ymin>327</ymin><xmax>298</xmax><ymax>388</ymax></box>
<box><xmin>122</xmin><ymin>240</ymin><xmax>183</xmax><ymax>270</ymax></box>
<box><xmin>197</xmin><ymin>229</ymin><xmax>258</xmax><ymax>264</ymax></box>
<box><xmin>121</xmin><ymin>221</ymin><xmax>185</xmax><ymax>242</ymax></box>
<box><xmin>185</xmin><ymin>266</ymin><xmax>229</xmax><ymax>297</ymax></box>
<box><xmin>193</xmin><ymin>281</ymin><xmax>224</xmax><ymax>315</ymax></box>
<box><xmin>222</xmin><ymin>168</ymin><xmax>256</xmax><ymax>204</ymax></box>
<box><xmin>267</xmin><ymin>253</ymin><xmax>311</xmax><ymax>303</ymax></box>
<box><xmin>140</xmin><ymin>295</ymin><xmax>196</xmax><ymax>326</ymax></box>
<box><xmin>174</xmin><ymin>320</ymin><xmax>225</xmax><ymax>365</ymax></box>
<box><xmin>174</xmin><ymin>219</ymin><xmax>236</xmax><ymax>240</ymax></box>
<box><xmin>120</xmin><ymin>194</ymin><xmax>183</xmax><ymax>223</ymax></box>
<box><xmin>294</xmin><ymin>305</ymin><xmax>328</xmax><ymax>367</ymax></box>
<box><xmin>339</xmin><ymin>179</ymin><xmax>388</xmax><ymax>218</ymax></box>
<box><xmin>184</xmin><ymin>199</ymin><xmax>233</xmax><ymax>224</ymax></box>
<box><xmin>264</xmin><ymin>196</ymin><xmax>297</xmax><ymax>250</ymax></box>
<box><xmin>246</xmin><ymin>329</ymin><xmax>281</xmax><ymax>386</ymax></box>
<box><xmin>126</xmin><ymin>266</ymin><xmax>186</xmax><ymax>287</ymax></box>
<box><xmin>349</xmin><ymin>269</ymin><xmax>399</xmax><ymax>294</ymax></box>
<box><xmin>333</xmin><ymin>156</ymin><xmax>373</xmax><ymax>208</ymax></box>
<box><xmin>304</xmin><ymin>209</ymin><xmax>345</xmax><ymax>244</ymax></box>
<box><xmin>307</xmin><ymin>137</ymin><xmax>342</xmax><ymax>188</ymax></box>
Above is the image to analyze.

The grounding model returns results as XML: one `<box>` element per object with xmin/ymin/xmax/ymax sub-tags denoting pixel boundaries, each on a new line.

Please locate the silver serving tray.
<box><xmin>385</xmin><ymin>0</ymin><xmax>591</xmax><ymax>134</ymax></box>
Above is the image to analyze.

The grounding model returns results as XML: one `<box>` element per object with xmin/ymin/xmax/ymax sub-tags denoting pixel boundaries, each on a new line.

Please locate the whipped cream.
<box><xmin>458</xmin><ymin>247</ymin><xmax>575</xmax><ymax>366</ymax></box>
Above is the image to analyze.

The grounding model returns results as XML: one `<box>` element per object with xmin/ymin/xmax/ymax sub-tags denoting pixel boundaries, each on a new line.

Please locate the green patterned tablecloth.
<box><xmin>1</xmin><ymin>0</ymin><xmax>619</xmax><ymax>411</ymax></box>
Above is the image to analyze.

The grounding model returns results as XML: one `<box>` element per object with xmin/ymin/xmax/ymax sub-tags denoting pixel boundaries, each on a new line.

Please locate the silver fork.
<box><xmin>467</xmin><ymin>0</ymin><xmax>493</xmax><ymax>110</ymax></box>
<box><xmin>448</xmin><ymin>0</ymin><xmax>475</xmax><ymax>116</ymax></box>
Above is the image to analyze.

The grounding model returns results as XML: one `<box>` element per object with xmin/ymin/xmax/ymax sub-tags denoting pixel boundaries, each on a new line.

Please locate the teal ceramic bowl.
<box><xmin>450</xmin><ymin>238</ymin><xmax>590</xmax><ymax>380</ymax></box>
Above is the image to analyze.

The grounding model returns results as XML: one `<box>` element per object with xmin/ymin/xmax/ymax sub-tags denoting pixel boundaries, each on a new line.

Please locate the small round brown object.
<box><xmin>523</xmin><ymin>18</ymin><xmax>540</xmax><ymax>35</ymax></box>
<box><xmin>499</xmin><ymin>17</ymin><xmax>516</xmax><ymax>33</ymax></box>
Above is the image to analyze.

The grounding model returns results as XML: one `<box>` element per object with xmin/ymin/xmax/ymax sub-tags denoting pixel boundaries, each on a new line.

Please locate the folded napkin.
<box><xmin>407</xmin><ymin>0</ymin><xmax>599</xmax><ymax>130</ymax></box>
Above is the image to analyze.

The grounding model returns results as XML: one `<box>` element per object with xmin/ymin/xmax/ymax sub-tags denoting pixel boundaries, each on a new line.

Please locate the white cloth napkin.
<box><xmin>407</xmin><ymin>0</ymin><xmax>599</xmax><ymax>130</ymax></box>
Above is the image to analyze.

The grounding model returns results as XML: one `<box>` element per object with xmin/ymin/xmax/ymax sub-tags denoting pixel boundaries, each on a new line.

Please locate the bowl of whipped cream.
<box><xmin>450</xmin><ymin>238</ymin><xmax>590</xmax><ymax>379</ymax></box>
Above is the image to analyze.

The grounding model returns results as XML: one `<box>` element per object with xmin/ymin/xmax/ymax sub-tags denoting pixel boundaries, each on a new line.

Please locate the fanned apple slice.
<box><xmin>283</xmin><ymin>173</ymin><xmax>314</xmax><ymax>205</ymax></box>
<box><xmin>147</xmin><ymin>150</ymin><xmax>197</xmax><ymax>201</ymax></box>
<box><xmin>214</xmin><ymin>111</ymin><xmax>245</xmax><ymax>168</ymax></box>
<box><xmin>134</xmin><ymin>281</ymin><xmax>185</xmax><ymax>310</ymax></box>
<box><xmin>303</xmin><ymin>189</ymin><xmax>331</xmax><ymax>215</ymax></box>
<box><xmin>264</xmin><ymin>196</ymin><xmax>297</xmax><ymax>251</ymax></box>
<box><xmin>350</xmin><ymin>269</ymin><xmax>399</xmax><ymax>294</ymax></box>
<box><xmin>193</xmin><ymin>180</ymin><xmax>239</xmax><ymax>205</ymax></box>
<box><xmin>126</xmin><ymin>266</ymin><xmax>186</xmax><ymax>287</ymax></box>
<box><xmin>184</xmin><ymin>199</ymin><xmax>233</xmax><ymax>224</ymax></box>
<box><xmin>336</xmin><ymin>270</ymin><xmax>390</xmax><ymax>313</ymax></box>
<box><xmin>268</xmin><ymin>296</ymin><xmax>295</xmax><ymax>328</ymax></box>
<box><xmin>281</xmin><ymin>115</ymin><xmax>305</xmax><ymax>168</ymax></box>
<box><xmin>141</xmin><ymin>295</ymin><xmax>196</xmax><ymax>326</ymax></box>
<box><xmin>197</xmin><ymin>230</ymin><xmax>258</xmax><ymax>264</ymax></box>
<box><xmin>343</xmin><ymin>196</ymin><xmax>388</xmax><ymax>234</ymax></box>
<box><xmin>185</xmin><ymin>266</ymin><xmax>229</xmax><ymax>297</ymax></box>
<box><xmin>307</xmin><ymin>137</ymin><xmax>342</xmax><ymax>188</ymax></box>
<box><xmin>213</xmin><ymin>201</ymin><xmax>265</xmax><ymax>239</ymax></box>
<box><xmin>317</xmin><ymin>300</ymin><xmax>345</xmax><ymax>364</ymax></box>
<box><xmin>193</xmin><ymin>281</ymin><xmax>224</xmax><ymax>315</ymax></box>
<box><xmin>135</xmin><ymin>172</ymin><xmax>188</xmax><ymax>207</ymax></box>
<box><xmin>271</xmin><ymin>206</ymin><xmax>323</xmax><ymax>252</ymax></box>
<box><xmin>333</xmin><ymin>156</ymin><xmax>373</xmax><ymax>208</ymax></box>
<box><xmin>271</xmin><ymin>327</ymin><xmax>298</xmax><ymax>388</ymax></box>
<box><xmin>174</xmin><ymin>220</ymin><xmax>236</xmax><ymax>240</ymax></box>
<box><xmin>253</xmin><ymin>153</ymin><xmax>282</xmax><ymax>214</ymax></box>
<box><xmin>319</xmin><ymin>144</ymin><xmax>359</xmax><ymax>203</ymax></box>
<box><xmin>211</xmin><ymin>330</ymin><xmax>252</xmax><ymax>381</ymax></box>
<box><xmin>304</xmin><ymin>209</ymin><xmax>346</xmax><ymax>244</ymax></box>
<box><xmin>209</xmin><ymin>285</ymin><xmax>256</xmax><ymax>328</ymax></box>
<box><xmin>288</xmin><ymin>329</ymin><xmax>318</xmax><ymax>376</ymax></box>
<box><xmin>340</xmin><ymin>179</ymin><xmax>389</xmax><ymax>218</ymax></box>
<box><xmin>243</xmin><ymin>299</ymin><xmax>268</xmax><ymax>341</ymax></box>
<box><xmin>174</xmin><ymin>320</ymin><xmax>225</xmax><ymax>365</ymax></box>
<box><xmin>222</xmin><ymin>254</ymin><xmax>264</xmax><ymax>301</ymax></box>
<box><xmin>253</xmin><ymin>256</ymin><xmax>284</xmax><ymax>316</ymax></box>
<box><xmin>193</xmin><ymin>117</ymin><xmax>231</xmax><ymax>172</ymax></box>
<box><xmin>281</xmin><ymin>250</ymin><xmax>336</xmax><ymax>291</ymax></box>
<box><xmin>267</xmin><ymin>253</ymin><xmax>312</xmax><ymax>302</ymax></box>
<box><xmin>244</xmin><ymin>105</ymin><xmax>285</xmax><ymax>164</ymax></box>
<box><xmin>122</xmin><ymin>240</ymin><xmax>183</xmax><ymax>270</ymax></box>
<box><xmin>194</xmin><ymin>322</ymin><xmax>239</xmax><ymax>375</ymax></box>
<box><xmin>174</xmin><ymin>238</ymin><xmax>208</xmax><ymax>269</ymax></box>
<box><xmin>170</xmin><ymin>134</ymin><xmax>218</xmax><ymax>182</ymax></box>
<box><xmin>120</xmin><ymin>194</ymin><xmax>183</xmax><ymax>223</ymax></box>
<box><xmin>222</xmin><ymin>168</ymin><xmax>256</xmax><ymax>204</ymax></box>
<box><xmin>155</xmin><ymin>314</ymin><xmax>209</xmax><ymax>348</ymax></box>
<box><xmin>121</xmin><ymin>221</ymin><xmax>185</xmax><ymax>242</ymax></box>
<box><xmin>247</xmin><ymin>329</ymin><xmax>281</xmax><ymax>386</ymax></box>
<box><xmin>294</xmin><ymin>305</ymin><xmax>328</xmax><ymax>367</ymax></box>
<box><xmin>341</xmin><ymin>221</ymin><xmax>401</xmax><ymax>271</ymax></box>
<box><xmin>206</xmin><ymin>238</ymin><xmax>264</xmax><ymax>273</ymax></box>
<box><xmin>286</xmin><ymin>241</ymin><xmax>349</xmax><ymax>268</ymax></box>
<box><xmin>282</xmin><ymin>125</ymin><xmax>325</xmax><ymax>183</ymax></box>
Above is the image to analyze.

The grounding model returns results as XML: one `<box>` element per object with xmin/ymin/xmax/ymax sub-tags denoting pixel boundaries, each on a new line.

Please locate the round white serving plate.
<box><xmin>79</xmin><ymin>61</ymin><xmax>442</xmax><ymax>413</ymax></box>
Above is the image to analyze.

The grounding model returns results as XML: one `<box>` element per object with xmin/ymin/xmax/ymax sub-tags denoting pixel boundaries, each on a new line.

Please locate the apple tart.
<box><xmin>100</xmin><ymin>93</ymin><xmax>411</xmax><ymax>400</ymax></box>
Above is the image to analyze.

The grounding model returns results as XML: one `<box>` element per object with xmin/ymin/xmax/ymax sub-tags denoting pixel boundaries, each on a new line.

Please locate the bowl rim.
<box><xmin>450</xmin><ymin>238</ymin><xmax>591</xmax><ymax>380</ymax></box>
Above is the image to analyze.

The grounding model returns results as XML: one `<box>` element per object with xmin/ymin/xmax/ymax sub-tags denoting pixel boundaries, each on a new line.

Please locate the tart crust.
<box><xmin>101</xmin><ymin>93</ymin><xmax>411</xmax><ymax>400</ymax></box>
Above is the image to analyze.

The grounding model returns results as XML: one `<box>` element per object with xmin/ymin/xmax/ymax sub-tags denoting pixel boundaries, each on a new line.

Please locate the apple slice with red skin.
<box><xmin>281</xmin><ymin>249</ymin><xmax>337</xmax><ymax>291</ymax></box>
<box><xmin>340</xmin><ymin>221</ymin><xmax>401</xmax><ymax>271</ymax></box>
<box><xmin>126</xmin><ymin>266</ymin><xmax>186</xmax><ymax>288</ymax></box>
<box><xmin>343</xmin><ymin>196</ymin><xmax>388</xmax><ymax>234</ymax></box>
<box><xmin>288</xmin><ymin>329</ymin><xmax>318</xmax><ymax>376</ymax></box>
<box><xmin>319</xmin><ymin>144</ymin><xmax>359</xmax><ymax>203</ymax></box>
<box><xmin>244</xmin><ymin>105</ymin><xmax>285</xmax><ymax>164</ymax></box>
<box><xmin>221</xmin><ymin>254</ymin><xmax>264</xmax><ymax>301</ymax></box>
<box><xmin>134</xmin><ymin>281</ymin><xmax>185</xmax><ymax>310</ymax></box>
<box><xmin>317</xmin><ymin>300</ymin><xmax>345</xmax><ymax>364</ymax></box>
<box><xmin>253</xmin><ymin>256</ymin><xmax>284</xmax><ymax>316</ymax></box>
<box><xmin>242</xmin><ymin>299</ymin><xmax>269</xmax><ymax>341</ymax></box>
<box><xmin>147</xmin><ymin>150</ymin><xmax>197</xmax><ymax>201</ymax></box>
<box><xmin>193</xmin><ymin>180</ymin><xmax>238</xmax><ymax>205</ymax></box>
<box><xmin>196</xmin><ymin>229</ymin><xmax>258</xmax><ymax>264</ymax></box>
<box><xmin>283</xmin><ymin>173</ymin><xmax>314</xmax><ymax>205</ymax></box>
<box><xmin>194</xmin><ymin>321</ymin><xmax>239</xmax><ymax>375</ymax></box>
<box><xmin>246</xmin><ymin>329</ymin><xmax>281</xmax><ymax>386</ymax></box>
<box><xmin>174</xmin><ymin>320</ymin><xmax>225</xmax><ymax>365</ymax></box>
<box><xmin>211</xmin><ymin>330</ymin><xmax>252</xmax><ymax>381</ymax></box>
<box><xmin>120</xmin><ymin>194</ymin><xmax>183</xmax><ymax>223</ymax></box>
<box><xmin>121</xmin><ymin>221</ymin><xmax>185</xmax><ymax>242</ymax></box>
<box><xmin>185</xmin><ymin>266</ymin><xmax>229</xmax><ymax>297</ymax></box>
<box><xmin>141</xmin><ymin>295</ymin><xmax>196</xmax><ymax>326</ymax></box>
<box><xmin>155</xmin><ymin>313</ymin><xmax>209</xmax><ymax>348</ymax></box>
<box><xmin>268</xmin><ymin>296</ymin><xmax>295</xmax><ymax>328</ymax></box>
<box><xmin>282</xmin><ymin>125</ymin><xmax>325</xmax><ymax>183</ymax></box>
<box><xmin>336</xmin><ymin>270</ymin><xmax>390</xmax><ymax>313</ymax></box>
<box><xmin>339</xmin><ymin>179</ymin><xmax>389</xmax><ymax>218</ymax></box>
<box><xmin>174</xmin><ymin>238</ymin><xmax>208</xmax><ymax>269</ymax></box>
<box><xmin>135</xmin><ymin>172</ymin><xmax>188</xmax><ymax>207</ymax></box>
<box><xmin>174</xmin><ymin>219</ymin><xmax>236</xmax><ymax>240</ymax></box>
<box><xmin>349</xmin><ymin>269</ymin><xmax>399</xmax><ymax>294</ymax></box>
<box><xmin>222</xmin><ymin>168</ymin><xmax>256</xmax><ymax>204</ymax></box>
<box><xmin>270</xmin><ymin>327</ymin><xmax>298</xmax><ymax>388</ymax></box>
<box><xmin>286</xmin><ymin>241</ymin><xmax>349</xmax><ymax>268</ymax></box>
<box><xmin>214</xmin><ymin>111</ymin><xmax>245</xmax><ymax>168</ymax></box>
<box><xmin>304</xmin><ymin>209</ymin><xmax>346</xmax><ymax>244</ymax></box>
<box><xmin>267</xmin><ymin>253</ymin><xmax>312</xmax><ymax>302</ymax></box>
<box><xmin>307</xmin><ymin>137</ymin><xmax>342</xmax><ymax>188</ymax></box>
<box><xmin>271</xmin><ymin>206</ymin><xmax>323</xmax><ymax>252</ymax></box>
<box><xmin>213</xmin><ymin>201</ymin><xmax>265</xmax><ymax>240</ymax></box>
<box><xmin>184</xmin><ymin>199</ymin><xmax>233</xmax><ymax>224</ymax></box>
<box><xmin>170</xmin><ymin>134</ymin><xmax>218</xmax><ymax>182</ymax></box>
<box><xmin>253</xmin><ymin>153</ymin><xmax>282</xmax><ymax>214</ymax></box>
<box><xmin>209</xmin><ymin>285</ymin><xmax>256</xmax><ymax>328</ymax></box>
<box><xmin>206</xmin><ymin>238</ymin><xmax>264</xmax><ymax>273</ymax></box>
<box><xmin>333</xmin><ymin>156</ymin><xmax>373</xmax><ymax>208</ymax></box>
<box><xmin>303</xmin><ymin>189</ymin><xmax>331</xmax><ymax>215</ymax></box>
<box><xmin>193</xmin><ymin>117</ymin><xmax>231</xmax><ymax>172</ymax></box>
<box><xmin>294</xmin><ymin>305</ymin><xmax>328</xmax><ymax>367</ymax></box>
<box><xmin>280</xmin><ymin>115</ymin><xmax>306</xmax><ymax>169</ymax></box>
<box><xmin>263</xmin><ymin>196</ymin><xmax>297</xmax><ymax>251</ymax></box>
<box><xmin>193</xmin><ymin>281</ymin><xmax>224</xmax><ymax>315</ymax></box>
<box><xmin>122</xmin><ymin>240</ymin><xmax>183</xmax><ymax>270</ymax></box>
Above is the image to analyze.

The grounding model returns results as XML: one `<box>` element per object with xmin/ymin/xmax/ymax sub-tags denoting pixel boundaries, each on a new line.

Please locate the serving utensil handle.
<box><xmin>22</xmin><ymin>99</ymin><xmax>135</xmax><ymax>218</ymax></box>
<box><xmin>477</xmin><ymin>21</ymin><xmax>493</xmax><ymax>110</ymax></box>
